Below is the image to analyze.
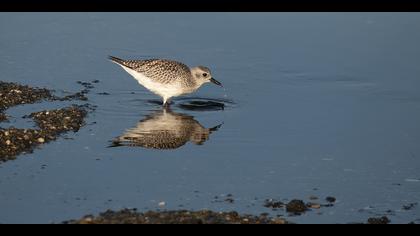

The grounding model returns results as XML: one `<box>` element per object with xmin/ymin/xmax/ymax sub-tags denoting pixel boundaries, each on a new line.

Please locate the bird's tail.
<box><xmin>108</xmin><ymin>55</ymin><xmax>126</xmax><ymax>66</ymax></box>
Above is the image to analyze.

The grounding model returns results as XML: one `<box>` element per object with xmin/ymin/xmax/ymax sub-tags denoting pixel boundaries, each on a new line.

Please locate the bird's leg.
<box><xmin>163</xmin><ymin>98</ymin><xmax>170</xmax><ymax>108</ymax></box>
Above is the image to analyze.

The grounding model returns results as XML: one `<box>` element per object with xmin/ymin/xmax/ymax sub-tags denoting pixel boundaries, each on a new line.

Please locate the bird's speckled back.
<box><xmin>118</xmin><ymin>59</ymin><xmax>195</xmax><ymax>86</ymax></box>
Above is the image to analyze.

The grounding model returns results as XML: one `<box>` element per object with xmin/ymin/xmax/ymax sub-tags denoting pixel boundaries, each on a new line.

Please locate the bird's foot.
<box><xmin>163</xmin><ymin>102</ymin><xmax>170</xmax><ymax>108</ymax></box>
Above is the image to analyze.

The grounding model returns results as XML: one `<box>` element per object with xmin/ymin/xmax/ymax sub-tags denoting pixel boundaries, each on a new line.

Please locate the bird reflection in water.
<box><xmin>110</xmin><ymin>108</ymin><xmax>222</xmax><ymax>149</ymax></box>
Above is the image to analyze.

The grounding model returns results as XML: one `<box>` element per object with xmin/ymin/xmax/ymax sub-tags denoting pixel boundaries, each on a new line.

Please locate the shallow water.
<box><xmin>1</xmin><ymin>13</ymin><xmax>420</xmax><ymax>223</ymax></box>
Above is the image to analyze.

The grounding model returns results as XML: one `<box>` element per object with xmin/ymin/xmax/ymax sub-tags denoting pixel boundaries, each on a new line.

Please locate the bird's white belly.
<box><xmin>121</xmin><ymin>66</ymin><xmax>183</xmax><ymax>99</ymax></box>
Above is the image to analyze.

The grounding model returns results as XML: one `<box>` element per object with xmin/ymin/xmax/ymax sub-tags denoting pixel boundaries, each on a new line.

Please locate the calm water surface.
<box><xmin>1</xmin><ymin>13</ymin><xmax>420</xmax><ymax>223</ymax></box>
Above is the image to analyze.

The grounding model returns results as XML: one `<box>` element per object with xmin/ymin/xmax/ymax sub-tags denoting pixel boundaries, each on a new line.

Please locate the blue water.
<box><xmin>1</xmin><ymin>13</ymin><xmax>420</xmax><ymax>224</ymax></box>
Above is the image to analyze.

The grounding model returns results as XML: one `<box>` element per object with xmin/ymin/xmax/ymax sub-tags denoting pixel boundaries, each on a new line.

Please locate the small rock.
<box><xmin>5</xmin><ymin>140</ymin><xmax>11</xmax><ymax>145</ymax></box>
<box><xmin>271</xmin><ymin>218</ymin><xmax>286</xmax><ymax>224</ymax></box>
<box><xmin>225</xmin><ymin>198</ymin><xmax>234</xmax><ymax>203</ymax></box>
<box><xmin>367</xmin><ymin>216</ymin><xmax>390</xmax><ymax>224</ymax></box>
<box><xmin>81</xmin><ymin>217</ymin><xmax>93</xmax><ymax>224</ymax></box>
<box><xmin>264</xmin><ymin>199</ymin><xmax>284</xmax><ymax>209</ymax></box>
<box><xmin>326</xmin><ymin>196</ymin><xmax>336</xmax><ymax>203</ymax></box>
<box><xmin>286</xmin><ymin>200</ymin><xmax>308</xmax><ymax>214</ymax></box>
<box><xmin>37</xmin><ymin>137</ymin><xmax>45</xmax><ymax>143</ymax></box>
<box><xmin>307</xmin><ymin>203</ymin><xmax>321</xmax><ymax>209</ymax></box>
<box><xmin>402</xmin><ymin>203</ymin><xmax>417</xmax><ymax>211</ymax></box>
<box><xmin>260</xmin><ymin>213</ymin><xmax>270</xmax><ymax>217</ymax></box>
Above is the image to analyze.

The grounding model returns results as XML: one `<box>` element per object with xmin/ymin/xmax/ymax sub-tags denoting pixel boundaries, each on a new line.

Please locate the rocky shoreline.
<box><xmin>64</xmin><ymin>209</ymin><xmax>289</xmax><ymax>224</ymax></box>
<box><xmin>64</xmin><ymin>196</ymin><xmax>336</xmax><ymax>224</ymax></box>
<box><xmin>0</xmin><ymin>81</ymin><xmax>91</xmax><ymax>162</ymax></box>
<box><xmin>1</xmin><ymin>106</ymin><xmax>88</xmax><ymax>161</ymax></box>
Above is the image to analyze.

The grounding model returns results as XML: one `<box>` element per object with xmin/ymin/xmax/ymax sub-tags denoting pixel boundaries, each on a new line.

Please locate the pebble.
<box><xmin>65</xmin><ymin>209</ymin><xmax>289</xmax><ymax>224</ymax></box>
<box><xmin>264</xmin><ymin>199</ymin><xmax>284</xmax><ymax>209</ymax></box>
<box><xmin>309</xmin><ymin>196</ymin><xmax>318</xmax><ymax>200</ymax></box>
<box><xmin>286</xmin><ymin>200</ymin><xmax>308</xmax><ymax>214</ymax></box>
<box><xmin>307</xmin><ymin>203</ymin><xmax>321</xmax><ymax>209</ymax></box>
<box><xmin>367</xmin><ymin>216</ymin><xmax>390</xmax><ymax>224</ymax></box>
<box><xmin>326</xmin><ymin>197</ymin><xmax>336</xmax><ymax>203</ymax></box>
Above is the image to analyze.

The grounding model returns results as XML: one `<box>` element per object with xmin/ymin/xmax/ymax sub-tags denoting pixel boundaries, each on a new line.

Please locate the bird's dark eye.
<box><xmin>202</xmin><ymin>73</ymin><xmax>208</xmax><ymax>77</ymax></box>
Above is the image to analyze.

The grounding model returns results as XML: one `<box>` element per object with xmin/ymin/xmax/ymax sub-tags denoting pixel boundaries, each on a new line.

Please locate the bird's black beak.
<box><xmin>210</xmin><ymin>78</ymin><xmax>223</xmax><ymax>87</ymax></box>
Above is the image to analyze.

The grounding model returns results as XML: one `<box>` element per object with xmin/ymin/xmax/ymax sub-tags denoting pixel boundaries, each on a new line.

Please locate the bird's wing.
<box><xmin>109</xmin><ymin>56</ymin><xmax>192</xmax><ymax>84</ymax></box>
<box><xmin>135</xmin><ymin>59</ymin><xmax>192</xmax><ymax>84</ymax></box>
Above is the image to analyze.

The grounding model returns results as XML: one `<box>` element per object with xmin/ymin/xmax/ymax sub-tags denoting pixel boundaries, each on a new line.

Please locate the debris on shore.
<box><xmin>64</xmin><ymin>209</ymin><xmax>290</xmax><ymax>224</ymax></box>
<box><xmin>367</xmin><ymin>216</ymin><xmax>391</xmax><ymax>224</ymax></box>
<box><xmin>263</xmin><ymin>199</ymin><xmax>284</xmax><ymax>209</ymax></box>
<box><xmin>0</xmin><ymin>81</ymin><xmax>54</xmax><ymax>122</ymax></box>
<box><xmin>286</xmin><ymin>199</ymin><xmax>308</xmax><ymax>215</ymax></box>
<box><xmin>263</xmin><ymin>196</ymin><xmax>337</xmax><ymax>215</ymax></box>
<box><xmin>29</xmin><ymin>106</ymin><xmax>87</xmax><ymax>134</ymax></box>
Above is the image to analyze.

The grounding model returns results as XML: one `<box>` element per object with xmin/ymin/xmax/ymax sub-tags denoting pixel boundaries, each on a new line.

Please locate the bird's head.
<box><xmin>191</xmin><ymin>66</ymin><xmax>223</xmax><ymax>87</ymax></box>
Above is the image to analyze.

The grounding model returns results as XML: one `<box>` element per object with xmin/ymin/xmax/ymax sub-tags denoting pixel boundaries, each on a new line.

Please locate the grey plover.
<box><xmin>109</xmin><ymin>56</ymin><xmax>223</xmax><ymax>106</ymax></box>
<box><xmin>110</xmin><ymin>108</ymin><xmax>222</xmax><ymax>149</ymax></box>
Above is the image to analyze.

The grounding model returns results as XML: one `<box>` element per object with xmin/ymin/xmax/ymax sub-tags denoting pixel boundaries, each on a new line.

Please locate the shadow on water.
<box><xmin>109</xmin><ymin>108</ymin><xmax>223</xmax><ymax>150</ymax></box>
<box><xmin>178</xmin><ymin>100</ymin><xmax>225</xmax><ymax>111</ymax></box>
<box><xmin>145</xmin><ymin>97</ymin><xmax>235</xmax><ymax>112</ymax></box>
